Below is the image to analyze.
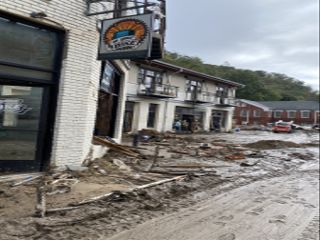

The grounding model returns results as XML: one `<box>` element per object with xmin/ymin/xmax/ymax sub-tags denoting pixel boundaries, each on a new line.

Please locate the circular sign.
<box><xmin>104</xmin><ymin>19</ymin><xmax>148</xmax><ymax>51</ymax></box>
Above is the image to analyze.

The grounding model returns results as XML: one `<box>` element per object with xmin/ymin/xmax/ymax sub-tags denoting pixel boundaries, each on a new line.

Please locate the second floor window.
<box><xmin>138</xmin><ymin>68</ymin><xmax>163</xmax><ymax>88</ymax></box>
<box><xmin>216</xmin><ymin>86</ymin><xmax>228</xmax><ymax>98</ymax></box>
<box><xmin>186</xmin><ymin>80</ymin><xmax>202</xmax><ymax>92</ymax></box>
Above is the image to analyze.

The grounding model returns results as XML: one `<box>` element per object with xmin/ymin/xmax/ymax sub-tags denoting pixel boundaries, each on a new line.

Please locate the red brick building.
<box><xmin>234</xmin><ymin>100</ymin><xmax>320</xmax><ymax>126</ymax></box>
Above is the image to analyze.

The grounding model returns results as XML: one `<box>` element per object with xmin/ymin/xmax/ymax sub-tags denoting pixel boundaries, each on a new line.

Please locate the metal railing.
<box><xmin>138</xmin><ymin>83</ymin><xmax>178</xmax><ymax>98</ymax></box>
<box><xmin>185</xmin><ymin>91</ymin><xmax>216</xmax><ymax>103</ymax></box>
<box><xmin>216</xmin><ymin>97</ymin><xmax>236</xmax><ymax>106</ymax></box>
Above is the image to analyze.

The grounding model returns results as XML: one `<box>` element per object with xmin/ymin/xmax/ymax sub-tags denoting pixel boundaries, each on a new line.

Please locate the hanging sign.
<box><xmin>98</xmin><ymin>13</ymin><xmax>154</xmax><ymax>60</ymax></box>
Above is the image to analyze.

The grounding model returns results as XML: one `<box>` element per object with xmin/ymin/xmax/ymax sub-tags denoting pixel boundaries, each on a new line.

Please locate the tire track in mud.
<box><xmin>297</xmin><ymin>215</ymin><xmax>320</xmax><ymax>240</ymax></box>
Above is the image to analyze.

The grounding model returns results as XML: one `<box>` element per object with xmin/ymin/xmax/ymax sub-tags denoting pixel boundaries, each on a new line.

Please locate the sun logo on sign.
<box><xmin>104</xmin><ymin>19</ymin><xmax>148</xmax><ymax>51</ymax></box>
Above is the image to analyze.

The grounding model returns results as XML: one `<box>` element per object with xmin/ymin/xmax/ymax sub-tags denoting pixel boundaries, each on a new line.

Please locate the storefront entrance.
<box><xmin>211</xmin><ymin>110</ymin><xmax>226</xmax><ymax>131</ymax></box>
<box><xmin>0</xmin><ymin>12</ymin><xmax>64</xmax><ymax>172</ymax></box>
<box><xmin>95</xmin><ymin>62</ymin><xmax>121</xmax><ymax>137</ymax></box>
<box><xmin>175</xmin><ymin>106</ymin><xmax>204</xmax><ymax>132</ymax></box>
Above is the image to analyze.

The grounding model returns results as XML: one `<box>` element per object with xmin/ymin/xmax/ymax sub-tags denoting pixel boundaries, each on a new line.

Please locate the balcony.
<box><xmin>216</xmin><ymin>97</ymin><xmax>237</xmax><ymax>107</ymax></box>
<box><xmin>138</xmin><ymin>83</ymin><xmax>178</xmax><ymax>98</ymax></box>
<box><xmin>185</xmin><ymin>91</ymin><xmax>216</xmax><ymax>103</ymax></box>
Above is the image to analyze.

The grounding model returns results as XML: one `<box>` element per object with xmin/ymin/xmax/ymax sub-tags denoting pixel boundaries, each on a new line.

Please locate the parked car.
<box><xmin>272</xmin><ymin>122</ymin><xmax>293</xmax><ymax>133</ymax></box>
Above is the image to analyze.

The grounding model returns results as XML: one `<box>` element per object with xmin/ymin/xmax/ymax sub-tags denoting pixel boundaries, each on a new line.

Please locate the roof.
<box><xmin>258</xmin><ymin>101</ymin><xmax>320</xmax><ymax>111</ymax></box>
<box><xmin>134</xmin><ymin>60</ymin><xmax>244</xmax><ymax>88</ymax></box>
<box><xmin>239</xmin><ymin>99</ymin><xmax>271</xmax><ymax>111</ymax></box>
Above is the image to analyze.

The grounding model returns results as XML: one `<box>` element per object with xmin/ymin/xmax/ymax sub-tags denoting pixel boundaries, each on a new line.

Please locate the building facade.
<box><xmin>0</xmin><ymin>1</ymin><xmax>130</xmax><ymax>172</ymax></box>
<box><xmin>124</xmin><ymin>61</ymin><xmax>243</xmax><ymax>134</ymax></box>
<box><xmin>234</xmin><ymin>100</ymin><xmax>320</xmax><ymax>126</ymax></box>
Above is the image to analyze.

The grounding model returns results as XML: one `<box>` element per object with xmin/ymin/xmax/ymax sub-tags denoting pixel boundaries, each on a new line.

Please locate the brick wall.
<box><xmin>270</xmin><ymin>110</ymin><xmax>319</xmax><ymax>125</ymax></box>
<box><xmin>234</xmin><ymin>104</ymin><xmax>270</xmax><ymax>125</ymax></box>
<box><xmin>235</xmin><ymin>102</ymin><xmax>319</xmax><ymax>126</ymax></box>
<box><xmin>0</xmin><ymin>1</ymin><xmax>108</xmax><ymax>166</ymax></box>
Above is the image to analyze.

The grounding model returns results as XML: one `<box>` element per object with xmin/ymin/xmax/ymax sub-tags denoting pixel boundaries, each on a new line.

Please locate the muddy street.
<box><xmin>0</xmin><ymin>130</ymin><xmax>319</xmax><ymax>240</ymax></box>
<box><xmin>106</xmin><ymin>171</ymin><xmax>319</xmax><ymax>240</ymax></box>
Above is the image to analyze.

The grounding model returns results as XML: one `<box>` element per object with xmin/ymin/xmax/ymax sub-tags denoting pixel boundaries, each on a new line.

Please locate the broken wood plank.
<box><xmin>93</xmin><ymin>136</ymin><xmax>140</xmax><ymax>157</ymax></box>
<box><xmin>146</xmin><ymin>146</ymin><xmax>160</xmax><ymax>172</ymax></box>
<box><xmin>72</xmin><ymin>175</ymin><xmax>186</xmax><ymax>206</ymax></box>
<box><xmin>158</xmin><ymin>164</ymin><xmax>216</xmax><ymax>168</ymax></box>
<box><xmin>131</xmin><ymin>175</ymin><xmax>186</xmax><ymax>190</ymax></box>
<box><xmin>11</xmin><ymin>175</ymin><xmax>42</xmax><ymax>187</ymax></box>
<box><xmin>46</xmin><ymin>206</ymin><xmax>79</xmax><ymax>214</ymax></box>
<box><xmin>35</xmin><ymin>185</ymin><xmax>46</xmax><ymax>218</ymax></box>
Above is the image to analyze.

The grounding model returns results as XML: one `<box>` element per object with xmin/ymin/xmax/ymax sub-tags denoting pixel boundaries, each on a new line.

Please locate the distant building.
<box><xmin>234</xmin><ymin>100</ymin><xmax>320</xmax><ymax>126</ymax></box>
<box><xmin>124</xmin><ymin>60</ymin><xmax>243</xmax><ymax>133</ymax></box>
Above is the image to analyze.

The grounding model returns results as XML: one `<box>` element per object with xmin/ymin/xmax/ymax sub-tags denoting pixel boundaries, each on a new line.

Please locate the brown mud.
<box><xmin>0</xmin><ymin>130</ymin><xmax>319</xmax><ymax>240</ymax></box>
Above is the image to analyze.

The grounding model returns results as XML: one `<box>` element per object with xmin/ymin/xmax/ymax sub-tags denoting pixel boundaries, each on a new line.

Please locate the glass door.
<box><xmin>0</xmin><ymin>12</ymin><xmax>65</xmax><ymax>172</ymax></box>
<box><xmin>0</xmin><ymin>85</ymin><xmax>43</xmax><ymax>161</ymax></box>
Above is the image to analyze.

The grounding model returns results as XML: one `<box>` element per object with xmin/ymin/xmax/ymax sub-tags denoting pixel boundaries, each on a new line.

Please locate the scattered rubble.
<box><xmin>0</xmin><ymin>131</ymin><xmax>318</xmax><ymax>240</ymax></box>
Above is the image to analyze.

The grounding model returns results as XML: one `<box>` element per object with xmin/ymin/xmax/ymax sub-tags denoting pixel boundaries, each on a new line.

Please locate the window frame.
<box><xmin>274</xmin><ymin>110</ymin><xmax>282</xmax><ymax>118</ymax></box>
<box><xmin>138</xmin><ymin>67</ymin><xmax>163</xmax><ymax>86</ymax></box>
<box><xmin>287</xmin><ymin>110</ymin><xmax>296</xmax><ymax>119</ymax></box>
<box><xmin>300</xmin><ymin>110</ymin><xmax>310</xmax><ymax>119</ymax></box>
<box><xmin>240</xmin><ymin>109</ymin><xmax>248</xmax><ymax>117</ymax></box>
<box><xmin>253</xmin><ymin>110</ymin><xmax>261</xmax><ymax>117</ymax></box>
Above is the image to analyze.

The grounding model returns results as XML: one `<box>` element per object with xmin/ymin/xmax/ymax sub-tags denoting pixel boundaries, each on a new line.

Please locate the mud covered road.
<box><xmin>107</xmin><ymin>171</ymin><xmax>319</xmax><ymax>240</ymax></box>
<box><xmin>105</xmin><ymin>131</ymin><xmax>320</xmax><ymax>240</ymax></box>
<box><xmin>0</xmin><ymin>131</ymin><xmax>318</xmax><ymax>240</ymax></box>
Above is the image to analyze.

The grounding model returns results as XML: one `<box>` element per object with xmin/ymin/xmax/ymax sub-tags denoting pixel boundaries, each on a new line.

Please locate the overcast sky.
<box><xmin>165</xmin><ymin>0</ymin><xmax>319</xmax><ymax>90</ymax></box>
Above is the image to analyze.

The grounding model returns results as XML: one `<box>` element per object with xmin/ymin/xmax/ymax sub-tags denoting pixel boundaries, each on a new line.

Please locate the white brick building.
<box><xmin>0</xmin><ymin>1</ymin><xmax>129</xmax><ymax>171</ymax></box>
<box><xmin>123</xmin><ymin>61</ymin><xmax>243</xmax><ymax>134</ymax></box>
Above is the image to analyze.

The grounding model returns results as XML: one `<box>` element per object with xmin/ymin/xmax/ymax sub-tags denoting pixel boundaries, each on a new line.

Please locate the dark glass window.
<box><xmin>100</xmin><ymin>61</ymin><xmax>116</xmax><ymax>93</ymax></box>
<box><xmin>138</xmin><ymin>68</ymin><xmax>163</xmax><ymax>86</ymax></box>
<box><xmin>216</xmin><ymin>86</ymin><xmax>228</xmax><ymax>97</ymax></box>
<box><xmin>0</xmin><ymin>17</ymin><xmax>59</xmax><ymax>81</ymax></box>
<box><xmin>147</xmin><ymin>104</ymin><xmax>157</xmax><ymax>128</ymax></box>
<box><xmin>0</xmin><ymin>85</ymin><xmax>43</xmax><ymax>160</ymax></box>
<box><xmin>186</xmin><ymin>80</ymin><xmax>202</xmax><ymax>92</ymax></box>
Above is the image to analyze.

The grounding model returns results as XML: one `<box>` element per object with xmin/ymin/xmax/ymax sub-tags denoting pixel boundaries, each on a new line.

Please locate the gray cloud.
<box><xmin>165</xmin><ymin>0</ymin><xmax>319</xmax><ymax>90</ymax></box>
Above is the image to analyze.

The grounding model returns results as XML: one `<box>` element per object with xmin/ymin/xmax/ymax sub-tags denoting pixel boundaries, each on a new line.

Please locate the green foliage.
<box><xmin>163</xmin><ymin>51</ymin><xmax>319</xmax><ymax>101</ymax></box>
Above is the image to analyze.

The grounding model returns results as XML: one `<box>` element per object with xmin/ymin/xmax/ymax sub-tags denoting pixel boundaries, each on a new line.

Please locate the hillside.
<box><xmin>163</xmin><ymin>52</ymin><xmax>319</xmax><ymax>101</ymax></box>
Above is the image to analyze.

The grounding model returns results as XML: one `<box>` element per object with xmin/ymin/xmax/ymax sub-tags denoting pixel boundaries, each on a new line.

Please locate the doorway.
<box><xmin>95</xmin><ymin>62</ymin><xmax>121</xmax><ymax>137</ymax></box>
<box><xmin>0</xmin><ymin>13</ymin><xmax>64</xmax><ymax>172</ymax></box>
<box><xmin>123</xmin><ymin>101</ymin><xmax>135</xmax><ymax>133</ymax></box>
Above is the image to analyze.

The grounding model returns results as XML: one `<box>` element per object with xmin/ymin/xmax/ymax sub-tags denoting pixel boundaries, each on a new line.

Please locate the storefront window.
<box><xmin>0</xmin><ymin>85</ymin><xmax>43</xmax><ymax>160</ymax></box>
<box><xmin>0</xmin><ymin>17</ymin><xmax>58</xmax><ymax>70</ymax></box>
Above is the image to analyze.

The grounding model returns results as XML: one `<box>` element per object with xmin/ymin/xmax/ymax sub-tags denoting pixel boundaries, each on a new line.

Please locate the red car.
<box><xmin>272</xmin><ymin>122</ymin><xmax>293</xmax><ymax>133</ymax></box>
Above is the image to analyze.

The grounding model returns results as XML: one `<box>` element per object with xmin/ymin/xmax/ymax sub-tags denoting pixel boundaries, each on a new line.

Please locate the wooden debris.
<box><xmin>46</xmin><ymin>206</ymin><xmax>79</xmax><ymax>214</ymax></box>
<box><xmin>72</xmin><ymin>175</ymin><xmax>186</xmax><ymax>206</ymax></box>
<box><xmin>225</xmin><ymin>154</ymin><xmax>246</xmax><ymax>160</ymax></box>
<box><xmin>146</xmin><ymin>146</ymin><xmax>160</xmax><ymax>172</ymax></box>
<box><xmin>93</xmin><ymin>136</ymin><xmax>139</xmax><ymax>158</ymax></box>
<box><xmin>11</xmin><ymin>175</ymin><xmax>42</xmax><ymax>187</ymax></box>
<box><xmin>35</xmin><ymin>185</ymin><xmax>46</xmax><ymax>218</ymax></box>
<box><xmin>158</xmin><ymin>164</ymin><xmax>216</xmax><ymax>168</ymax></box>
<box><xmin>132</xmin><ymin>175</ymin><xmax>186</xmax><ymax>190</ymax></box>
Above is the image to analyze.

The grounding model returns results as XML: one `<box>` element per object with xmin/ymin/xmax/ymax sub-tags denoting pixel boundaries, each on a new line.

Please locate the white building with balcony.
<box><xmin>124</xmin><ymin>60</ymin><xmax>243</xmax><ymax>133</ymax></box>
